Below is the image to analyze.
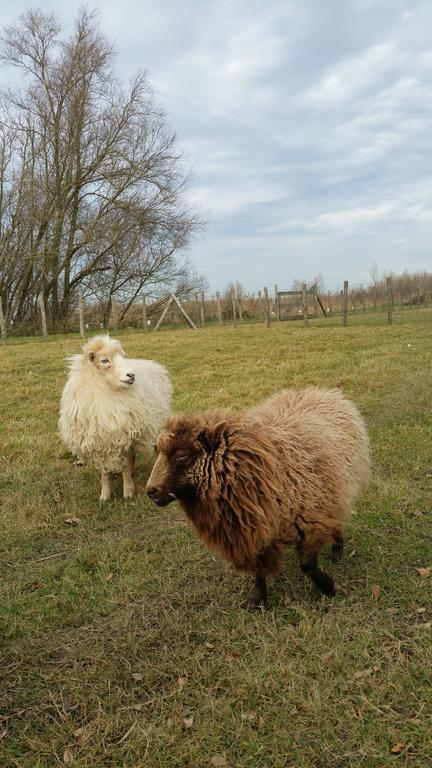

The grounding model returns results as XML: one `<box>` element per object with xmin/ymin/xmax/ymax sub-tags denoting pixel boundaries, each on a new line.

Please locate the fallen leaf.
<box><xmin>177</xmin><ymin>676</ymin><xmax>187</xmax><ymax>691</ymax></box>
<box><xmin>416</xmin><ymin>622</ymin><xmax>431</xmax><ymax>630</ymax></box>
<box><xmin>63</xmin><ymin>748</ymin><xmax>73</xmax><ymax>764</ymax></box>
<box><xmin>241</xmin><ymin>711</ymin><xmax>257</xmax><ymax>721</ymax></box>
<box><xmin>73</xmin><ymin>727</ymin><xmax>88</xmax><ymax>746</ymax></box>
<box><xmin>131</xmin><ymin>672</ymin><xmax>143</xmax><ymax>681</ymax></box>
<box><xmin>415</xmin><ymin>567</ymin><xmax>431</xmax><ymax>578</ymax></box>
<box><xmin>371</xmin><ymin>584</ymin><xmax>381</xmax><ymax>600</ymax></box>
<box><xmin>416</xmin><ymin>607</ymin><xmax>427</xmax><ymax>614</ymax></box>
<box><xmin>105</xmin><ymin>573</ymin><xmax>113</xmax><ymax>582</ymax></box>
<box><xmin>183</xmin><ymin>716</ymin><xmax>194</xmax><ymax>729</ymax></box>
<box><xmin>65</xmin><ymin>517</ymin><xmax>81</xmax><ymax>526</ymax></box>
<box><xmin>211</xmin><ymin>756</ymin><xmax>228</xmax><ymax>767</ymax></box>
<box><xmin>205</xmin><ymin>642</ymin><xmax>215</xmax><ymax>650</ymax></box>
<box><xmin>31</xmin><ymin>581</ymin><xmax>41</xmax><ymax>590</ymax></box>
<box><xmin>390</xmin><ymin>742</ymin><xmax>405</xmax><ymax>754</ymax></box>
<box><xmin>133</xmin><ymin>703</ymin><xmax>143</xmax><ymax>711</ymax></box>
<box><xmin>0</xmin><ymin>729</ymin><xmax>7</xmax><ymax>740</ymax></box>
<box><xmin>413</xmin><ymin>509</ymin><xmax>423</xmax><ymax>518</ymax></box>
<box><xmin>352</xmin><ymin>666</ymin><xmax>380</xmax><ymax>680</ymax></box>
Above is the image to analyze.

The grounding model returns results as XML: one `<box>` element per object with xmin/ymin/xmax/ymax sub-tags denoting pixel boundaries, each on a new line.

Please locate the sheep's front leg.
<box><xmin>247</xmin><ymin>575</ymin><xmax>268</xmax><ymax>611</ymax></box>
<box><xmin>100</xmin><ymin>473</ymin><xmax>112</xmax><ymax>502</ymax></box>
<box><xmin>122</xmin><ymin>449</ymin><xmax>135</xmax><ymax>500</ymax></box>
<box><xmin>331</xmin><ymin>534</ymin><xmax>344</xmax><ymax>562</ymax></box>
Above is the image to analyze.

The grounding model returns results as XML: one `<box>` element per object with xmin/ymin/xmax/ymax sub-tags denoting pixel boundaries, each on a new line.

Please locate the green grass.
<box><xmin>1</xmin><ymin>310</ymin><xmax>431</xmax><ymax>767</ymax></box>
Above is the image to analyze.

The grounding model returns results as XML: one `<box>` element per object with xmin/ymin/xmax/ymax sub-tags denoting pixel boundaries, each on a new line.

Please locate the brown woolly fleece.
<box><xmin>146</xmin><ymin>387</ymin><xmax>371</xmax><ymax>608</ymax></box>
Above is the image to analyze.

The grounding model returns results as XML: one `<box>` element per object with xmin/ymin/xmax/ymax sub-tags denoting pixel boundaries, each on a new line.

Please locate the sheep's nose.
<box><xmin>146</xmin><ymin>485</ymin><xmax>159</xmax><ymax>500</ymax></box>
<box><xmin>126</xmin><ymin>372</ymin><xmax>135</xmax><ymax>381</ymax></box>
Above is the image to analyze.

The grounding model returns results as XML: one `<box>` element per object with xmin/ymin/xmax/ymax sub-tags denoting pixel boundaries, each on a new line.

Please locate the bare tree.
<box><xmin>0</xmin><ymin>9</ymin><xmax>203</xmax><ymax>330</ymax></box>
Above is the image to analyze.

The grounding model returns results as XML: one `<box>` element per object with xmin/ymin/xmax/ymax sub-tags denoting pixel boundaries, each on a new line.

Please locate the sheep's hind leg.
<box><xmin>331</xmin><ymin>535</ymin><xmax>344</xmax><ymax>562</ymax></box>
<box><xmin>246</xmin><ymin>575</ymin><xmax>268</xmax><ymax>611</ymax></box>
<box><xmin>298</xmin><ymin>545</ymin><xmax>336</xmax><ymax>597</ymax></box>
<box><xmin>100</xmin><ymin>473</ymin><xmax>112</xmax><ymax>502</ymax></box>
<box><xmin>122</xmin><ymin>449</ymin><xmax>135</xmax><ymax>500</ymax></box>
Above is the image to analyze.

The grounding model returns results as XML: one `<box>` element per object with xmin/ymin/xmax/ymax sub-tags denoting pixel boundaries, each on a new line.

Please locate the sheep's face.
<box><xmin>146</xmin><ymin>416</ymin><xmax>227</xmax><ymax>508</ymax></box>
<box><xmin>85</xmin><ymin>338</ymin><xmax>136</xmax><ymax>390</ymax></box>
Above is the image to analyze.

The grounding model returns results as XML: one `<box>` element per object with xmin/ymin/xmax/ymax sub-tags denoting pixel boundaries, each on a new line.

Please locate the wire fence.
<box><xmin>0</xmin><ymin>277</ymin><xmax>430</xmax><ymax>344</ymax></box>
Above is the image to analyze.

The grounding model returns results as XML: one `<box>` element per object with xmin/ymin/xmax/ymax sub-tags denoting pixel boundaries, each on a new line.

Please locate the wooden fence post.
<box><xmin>274</xmin><ymin>283</ymin><xmax>279</xmax><ymax>320</ymax></box>
<box><xmin>231</xmin><ymin>289</ymin><xmax>237</xmax><ymax>327</ymax></box>
<box><xmin>343</xmin><ymin>280</ymin><xmax>348</xmax><ymax>326</ymax></box>
<box><xmin>78</xmin><ymin>292</ymin><xmax>85</xmax><ymax>339</ymax></box>
<box><xmin>234</xmin><ymin>287</ymin><xmax>243</xmax><ymax>323</ymax></box>
<box><xmin>38</xmin><ymin>294</ymin><xmax>48</xmax><ymax>341</ymax></box>
<box><xmin>200</xmin><ymin>292</ymin><xmax>206</xmax><ymax>326</ymax></box>
<box><xmin>154</xmin><ymin>296</ymin><xmax>173</xmax><ymax>331</ymax></box>
<box><xmin>386</xmin><ymin>277</ymin><xmax>393</xmax><ymax>325</ymax></box>
<box><xmin>302</xmin><ymin>283</ymin><xmax>308</xmax><ymax>328</ymax></box>
<box><xmin>257</xmin><ymin>290</ymin><xmax>262</xmax><ymax>320</ymax></box>
<box><xmin>264</xmin><ymin>287</ymin><xmax>270</xmax><ymax>328</ymax></box>
<box><xmin>170</xmin><ymin>293</ymin><xmax>198</xmax><ymax>330</ymax></box>
<box><xmin>216</xmin><ymin>291</ymin><xmax>223</xmax><ymax>324</ymax></box>
<box><xmin>142</xmin><ymin>295</ymin><xmax>148</xmax><ymax>331</ymax></box>
<box><xmin>0</xmin><ymin>297</ymin><xmax>6</xmax><ymax>344</ymax></box>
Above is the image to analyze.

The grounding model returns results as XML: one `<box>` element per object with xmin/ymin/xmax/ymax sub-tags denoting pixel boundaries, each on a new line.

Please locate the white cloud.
<box><xmin>303</xmin><ymin>42</ymin><xmax>398</xmax><ymax>106</ymax></box>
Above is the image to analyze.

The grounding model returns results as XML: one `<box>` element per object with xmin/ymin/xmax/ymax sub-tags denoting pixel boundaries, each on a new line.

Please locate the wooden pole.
<box><xmin>274</xmin><ymin>283</ymin><xmax>279</xmax><ymax>320</ymax></box>
<box><xmin>264</xmin><ymin>287</ymin><xmax>270</xmax><ymax>328</ymax></box>
<box><xmin>78</xmin><ymin>292</ymin><xmax>85</xmax><ymax>339</ymax></box>
<box><xmin>216</xmin><ymin>291</ymin><xmax>222</xmax><ymax>324</ymax></box>
<box><xmin>343</xmin><ymin>280</ymin><xmax>348</xmax><ymax>326</ymax></box>
<box><xmin>171</xmin><ymin>293</ymin><xmax>198</xmax><ymax>329</ymax></box>
<box><xmin>200</xmin><ymin>291</ymin><xmax>205</xmax><ymax>326</ymax></box>
<box><xmin>302</xmin><ymin>283</ymin><xmax>308</xmax><ymax>328</ymax></box>
<box><xmin>257</xmin><ymin>290</ymin><xmax>262</xmax><ymax>320</ymax></box>
<box><xmin>231</xmin><ymin>289</ymin><xmax>237</xmax><ymax>327</ymax></box>
<box><xmin>0</xmin><ymin>297</ymin><xmax>6</xmax><ymax>344</ymax></box>
<box><xmin>38</xmin><ymin>294</ymin><xmax>48</xmax><ymax>341</ymax></box>
<box><xmin>386</xmin><ymin>277</ymin><xmax>393</xmax><ymax>325</ymax></box>
<box><xmin>235</xmin><ymin>287</ymin><xmax>243</xmax><ymax>323</ymax></box>
<box><xmin>154</xmin><ymin>296</ymin><xmax>174</xmax><ymax>331</ymax></box>
<box><xmin>142</xmin><ymin>295</ymin><xmax>148</xmax><ymax>331</ymax></box>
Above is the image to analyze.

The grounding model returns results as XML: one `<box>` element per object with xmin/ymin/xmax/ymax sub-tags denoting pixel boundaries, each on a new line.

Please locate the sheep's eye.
<box><xmin>100</xmin><ymin>358</ymin><xmax>110</xmax><ymax>364</ymax></box>
<box><xmin>173</xmin><ymin>451</ymin><xmax>188</xmax><ymax>464</ymax></box>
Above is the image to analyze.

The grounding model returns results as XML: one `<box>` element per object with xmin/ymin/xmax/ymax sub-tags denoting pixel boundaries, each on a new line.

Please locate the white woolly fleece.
<box><xmin>59</xmin><ymin>355</ymin><xmax>172</xmax><ymax>473</ymax></box>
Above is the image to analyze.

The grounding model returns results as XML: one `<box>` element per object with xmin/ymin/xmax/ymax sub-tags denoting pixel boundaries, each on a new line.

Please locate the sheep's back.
<box><xmin>245</xmin><ymin>387</ymin><xmax>371</xmax><ymax>516</ymax></box>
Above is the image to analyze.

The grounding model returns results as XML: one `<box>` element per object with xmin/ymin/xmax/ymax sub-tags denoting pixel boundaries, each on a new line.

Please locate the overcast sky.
<box><xmin>1</xmin><ymin>1</ymin><xmax>431</xmax><ymax>293</ymax></box>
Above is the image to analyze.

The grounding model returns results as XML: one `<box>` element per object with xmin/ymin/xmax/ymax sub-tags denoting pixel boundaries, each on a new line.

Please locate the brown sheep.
<box><xmin>146</xmin><ymin>387</ymin><xmax>371</xmax><ymax>609</ymax></box>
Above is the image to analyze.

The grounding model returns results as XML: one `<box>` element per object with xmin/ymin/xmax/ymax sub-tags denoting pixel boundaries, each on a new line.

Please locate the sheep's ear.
<box><xmin>197</xmin><ymin>420</ymin><xmax>227</xmax><ymax>452</ymax></box>
<box><xmin>88</xmin><ymin>351</ymin><xmax>95</xmax><ymax>362</ymax></box>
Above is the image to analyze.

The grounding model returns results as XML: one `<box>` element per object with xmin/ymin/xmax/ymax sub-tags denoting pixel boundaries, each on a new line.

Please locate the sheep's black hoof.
<box><xmin>246</xmin><ymin>595</ymin><xmax>268</xmax><ymax>611</ymax></box>
<box><xmin>317</xmin><ymin>572</ymin><xmax>336</xmax><ymax>597</ymax></box>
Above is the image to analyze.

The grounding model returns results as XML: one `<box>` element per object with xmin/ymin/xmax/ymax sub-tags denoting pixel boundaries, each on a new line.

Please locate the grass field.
<box><xmin>1</xmin><ymin>311</ymin><xmax>431</xmax><ymax>767</ymax></box>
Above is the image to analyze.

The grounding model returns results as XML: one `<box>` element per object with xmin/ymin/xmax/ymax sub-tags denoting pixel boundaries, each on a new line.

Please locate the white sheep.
<box><xmin>59</xmin><ymin>335</ymin><xmax>172</xmax><ymax>501</ymax></box>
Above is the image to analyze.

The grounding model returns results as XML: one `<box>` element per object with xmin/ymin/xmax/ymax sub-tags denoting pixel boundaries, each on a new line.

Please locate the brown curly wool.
<box><xmin>146</xmin><ymin>387</ymin><xmax>371</xmax><ymax>609</ymax></box>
